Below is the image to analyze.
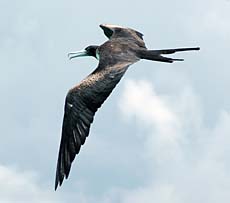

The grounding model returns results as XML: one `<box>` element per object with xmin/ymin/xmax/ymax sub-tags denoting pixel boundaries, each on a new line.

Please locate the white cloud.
<box><xmin>0</xmin><ymin>165</ymin><xmax>61</xmax><ymax>203</ymax></box>
<box><xmin>118</xmin><ymin>79</ymin><xmax>184</xmax><ymax>163</ymax></box>
<box><xmin>117</xmin><ymin>79</ymin><xmax>230</xmax><ymax>203</ymax></box>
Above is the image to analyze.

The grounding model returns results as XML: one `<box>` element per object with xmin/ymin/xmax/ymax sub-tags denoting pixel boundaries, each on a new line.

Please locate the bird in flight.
<box><xmin>55</xmin><ymin>24</ymin><xmax>200</xmax><ymax>190</ymax></box>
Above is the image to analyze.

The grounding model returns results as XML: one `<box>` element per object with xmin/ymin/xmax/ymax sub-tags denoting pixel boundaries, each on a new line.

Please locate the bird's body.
<box><xmin>55</xmin><ymin>24</ymin><xmax>200</xmax><ymax>190</ymax></box>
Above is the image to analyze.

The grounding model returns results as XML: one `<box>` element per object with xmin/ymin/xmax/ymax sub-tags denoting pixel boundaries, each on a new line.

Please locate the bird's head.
<box><xmin>68</xmin><ymin>45</ymin><xmax>99</xmax><ymax>60</ymax></box>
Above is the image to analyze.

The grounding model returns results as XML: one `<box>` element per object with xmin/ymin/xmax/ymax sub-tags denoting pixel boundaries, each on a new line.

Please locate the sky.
<box><xmin>1</xmin><ymin>0</ymin><xmax>230</xmax><ymax>202</ymax></box>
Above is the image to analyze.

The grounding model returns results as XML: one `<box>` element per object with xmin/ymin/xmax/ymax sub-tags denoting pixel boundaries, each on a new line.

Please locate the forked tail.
<box><xmin>137</xmin><ymin>47</ymin><xmax>200</xmax><ymax>63</ymax></box>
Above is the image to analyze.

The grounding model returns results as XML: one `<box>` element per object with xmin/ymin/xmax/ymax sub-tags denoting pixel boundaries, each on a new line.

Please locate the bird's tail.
<box><xmin>137</xmin><ymin>47</ymin><xmax>200</xmax><ymax>63</ymax></box>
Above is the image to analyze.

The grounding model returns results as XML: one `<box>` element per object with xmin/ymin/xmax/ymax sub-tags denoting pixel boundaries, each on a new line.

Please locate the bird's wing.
<box><xmin>112</xmin><ymin>28</ymin><xmax>146</xmax><ymax>48</ymax></box>
<box><xmin>100</xmin><ymin>24</ymin><xmax>146</xmax><ymax>48</ymax></box>
<box><xmin>55</xmin><ymin>61</ymin><xmax>132</xmax><ymax>189</ymax></box>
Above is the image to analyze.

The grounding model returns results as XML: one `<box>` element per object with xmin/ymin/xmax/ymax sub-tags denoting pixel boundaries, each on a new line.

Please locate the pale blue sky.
<box><xmin>1</xmin><ymin>0</ymin><xmax>230</xmax><ymax>202</ymax></box>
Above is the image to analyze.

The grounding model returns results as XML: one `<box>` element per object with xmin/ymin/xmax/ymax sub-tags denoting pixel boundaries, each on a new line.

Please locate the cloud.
<box><xmin>118</xmin><ymin>79</ymin><xmax>184</xmax><ymax>164</ymax></box>
<box><xmin>0</xmin><ymin>165</ymin><xmax>62</xmax><ymax>203</ymax></box>
<box><xmin>116</xmin><ymin>79</ymin><xmax>230</xmax><ymax>203</ymax></box>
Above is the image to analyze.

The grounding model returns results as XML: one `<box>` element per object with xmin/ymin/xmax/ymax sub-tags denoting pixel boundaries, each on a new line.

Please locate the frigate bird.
<box><xmin>55</xmin><ymin>24</ymin><xmax>200</xmax><ymax>190</ymax></box>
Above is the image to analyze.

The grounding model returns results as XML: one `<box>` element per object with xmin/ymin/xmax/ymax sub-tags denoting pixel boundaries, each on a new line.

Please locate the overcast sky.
<box><xmin>1</xmin><ymin>0</ymin><xmax>230</xmax><ymax>202</ymax></box>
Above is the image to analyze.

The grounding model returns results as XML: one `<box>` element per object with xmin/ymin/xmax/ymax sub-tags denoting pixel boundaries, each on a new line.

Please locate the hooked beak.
<box><xmin>68</xmin><ymin>50</ymin><xmax>88</xmax><ymax>60</ymax></box>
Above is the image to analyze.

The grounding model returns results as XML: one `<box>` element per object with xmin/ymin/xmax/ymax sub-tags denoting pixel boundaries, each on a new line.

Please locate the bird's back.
<box><xmin>96</xmin><ymin>38</ymin><xmax>142</xmax><ymax>68</ymax></box>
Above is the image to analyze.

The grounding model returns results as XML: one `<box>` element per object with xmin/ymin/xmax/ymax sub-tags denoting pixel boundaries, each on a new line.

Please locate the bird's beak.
<box><xmin>68</xmin><ymin>50</ymin><xmax>88</xmax><ymax>60</ymax></box>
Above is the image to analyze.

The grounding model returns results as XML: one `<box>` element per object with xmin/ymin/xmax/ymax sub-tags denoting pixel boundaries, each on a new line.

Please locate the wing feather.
<box><xmin>55</xmin><ymin>62</ymin><xmax>132</xmax><ymax>189</ymax></box>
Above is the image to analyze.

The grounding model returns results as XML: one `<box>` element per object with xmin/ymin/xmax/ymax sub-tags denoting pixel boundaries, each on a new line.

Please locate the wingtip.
<box><xmin>100</xmin><ymin>23</ymin><xmax>123</xmax><ymax>28</ymax></box>
<box><xmin>54</xmin><ymin>164</ymin><xmax>64</xmax><ymax>191</ymax></box>
<box><xmin>99</xmin><ymin>24</ymin><xmax>104</xmax><ymax>28</ymax></box>
<box><xmin>54</xmin><ymin>178</ymin><xmax>59</xmax><ymax>191</ymax></box>
<box><xmin>54</xmin><ymin>176</ymin><xmax>59</xmax><ymax>191</ymax></box>
<box><xmin>54</xmin><ymin>176</ymin><xmax>64</xmax><ymax>191</ymax></box>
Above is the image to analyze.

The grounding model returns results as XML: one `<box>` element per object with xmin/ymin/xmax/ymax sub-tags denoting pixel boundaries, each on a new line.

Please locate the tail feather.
<box><xmin>143</xmin><ymin>54</ymin><xmax>184</xmax><ymax>63</ymax></box>
<box><xmin>137</xmin><ymin>47</ymin><xmax>200</xmax><ymax>63</ymax></box>
<box><xmin>151</xmin><ymin>47</ymin><xmax>200</xmax><ymax>55</ymax></box>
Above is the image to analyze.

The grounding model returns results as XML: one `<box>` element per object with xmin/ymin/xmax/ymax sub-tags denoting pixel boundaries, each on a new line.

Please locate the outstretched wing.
<box><xmin>55</xmin><ymin>62</ymin><xmax>132</xmax><ymax>189</ymax></box>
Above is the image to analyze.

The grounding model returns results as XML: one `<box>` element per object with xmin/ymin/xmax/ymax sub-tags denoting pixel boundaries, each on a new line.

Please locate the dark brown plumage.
<box><xmin>55</xmin><ymin>24</ymin><xmax>200</xmax><ymax>190</ymax></box>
